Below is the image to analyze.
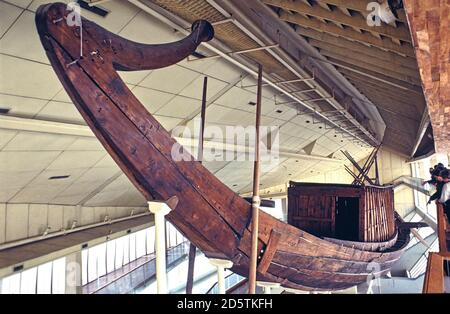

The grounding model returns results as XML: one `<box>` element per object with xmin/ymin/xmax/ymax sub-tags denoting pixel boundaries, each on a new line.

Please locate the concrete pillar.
<box><xmin>65</xmin><ymin>251</ymin><xmax>82</xmax><ymax>294</ymax></box>
<box><xmin>209</xmin><ymin>258</ymin><xmax>233</xmax><ymax>294</ymax></box>
<box><xmin>257</xmin><ymin>281</ymin><xmax>281</xmax><ymax>294</ymax></box>
<box><xmin>148</xmin><ymin>201</ymin><xmax>172</xmax><ymax>294</ymax></box>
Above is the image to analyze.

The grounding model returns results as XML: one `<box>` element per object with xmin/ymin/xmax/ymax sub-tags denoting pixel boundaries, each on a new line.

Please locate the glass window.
<box><xmin>123</xmin><ymin>235</ymin><xmax>130</xmax><ymax>265</ymax></box>
<box><xmin>37</xmin><ymin>262</ymin><xmax>52</xmax><ymax>294</ymax></box>
<box><xmin>106</xmin><ymin>240</ymin><xmax>116</xmax><ymax>273</ymax></box>
<box><xmin>81</xmin><ymin>249</ymin><xmax>88</xmax><ymax>286</ymax></box>
<box><xmin>96</xmin><ymin>243</ymin><xmax>107</xmax><ymax>278</ymax></box>
<box><xmin>146</xmin><ymin>227</ymin><xmax>155</xmax><ymax>254</ymax></box>
<box><xmin>115</xmin><ymin>237</ymin><xmax>124</xmax><ymax>269</ymax></box>
<box><xmin>165</xmin><ymin>222</ymin><xmax>170</xmax><ymax>245</ymax></box>
<box><xmin>1</xmin><ymin>273</ymin><xmax>21</xmax><ymax>294</ymax></box>
<box><xmin>169</xmin><ymin>224</ymin><xmax>178</xmax><ymax>248</ymax></box>
<box><xmin>52</xmin><ymin>258</ymin><xmax>66</xmax><ymax>294</ymax></box>
<box><xmin>136</xmin><ymin>230</ymin><xmax>146</xmax><ymax>258</ymax></box>
<box><xmin>87</xmin><ymin>247</ymin><xmax>98</xmax><ymax>283</ymax></box>
<box><xmin>176</xmin><ymin>229</ymin><xmax>184</xmax><ymax>245</ymax></box>
<box><xmin>20</xmin><ymin>268</ymin><xmax>37</xmax><ymax>294</ymax></box>
<box><xmin>129</xmin><ymin>233</ymin><xmax>136</xmax><ymax>262</ymax></box>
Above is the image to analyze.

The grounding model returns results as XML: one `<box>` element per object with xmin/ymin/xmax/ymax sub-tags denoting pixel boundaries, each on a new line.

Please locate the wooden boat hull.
<box><xmin>36</xmin><ymin>3</ymin><xmax>410</xmax><ymax>291</ymax></box>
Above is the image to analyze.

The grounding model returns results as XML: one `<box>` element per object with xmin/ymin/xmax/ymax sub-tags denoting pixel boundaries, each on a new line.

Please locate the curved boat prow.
<box><xmin>36</xmin><ymin>2</ymin><xmax>411</xmax><ymax>291</ymax></box>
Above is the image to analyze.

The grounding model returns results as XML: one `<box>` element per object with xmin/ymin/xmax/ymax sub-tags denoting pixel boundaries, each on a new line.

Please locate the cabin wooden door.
<box><xmin>335</xmin><ymin>197</ymin><xmax>360</xmax><ymax>241</ymax></box>
<box><xmin>288</xmin><ymin>194</ymin><xmax>336</xmax><ymax>237</ymax></box>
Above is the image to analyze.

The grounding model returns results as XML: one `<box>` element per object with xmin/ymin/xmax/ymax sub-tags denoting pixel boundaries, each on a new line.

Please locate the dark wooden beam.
<box><xmin>264</xmin><ymin>0</ymin><xmax>411</xmax><ymax>42</ymax></box>
<box><xmin>319</xmin><ymin>50</ymin><xmax>421</xmax><ymax>85</ymax></box>
<box><xmin>315</xmin><ymin>0</ymin><xmax>407</xmax><ymax>23</ymax></box>
<box><xmin>298</xmin><ymin>27</ymin><xmax>418</xmax><ymax>68</ymax></box>
<box><xmin>325</xmin><ymin>55</ymin><xmax>421</xmax><ymax>86</ymax></box>
<box><xmin>278</xmin><ymin>10</ymin><xmax>415</xmax><ymax>57</ymax></box>
<box><xmin>308</xmin><ymin>41</ymin><xmax>419</xmax><ymax>79</ymax></box>
<box><xmin>335</xmin><ymin>66</ymin><xmax>423</xmax><ymax>93</ymax></box>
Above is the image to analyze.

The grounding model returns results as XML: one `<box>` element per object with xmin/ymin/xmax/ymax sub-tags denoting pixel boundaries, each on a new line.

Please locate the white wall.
<box><xmin>0</xmin><ymin>203</ymin><xmax>147</xmax><ymax>244</ymax></box>
<box><xmin>298</xmin><ymin>167</ymin><xmax>354</xmax><ymax>184</ymax></box>
<box><xmin>356</xmin><ymin>148</ymin><xmax>415</xmax><ymax>217</ymax></box>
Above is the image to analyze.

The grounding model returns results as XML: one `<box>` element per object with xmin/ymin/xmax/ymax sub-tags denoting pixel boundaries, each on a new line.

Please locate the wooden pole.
<box><xmin>374</xmin><ymin>155</ymin><xmax>380</xmax><ymax>185</ymax></box>
<box><xmin>186</xmin><ymin>76</ymin><xmax>208</xmax><ymax>294</ymax></box>
<box><xmin>248</xmin><ymin>64</ymin><xmax>263</xmax><ymax>294</ymax></box>
<box><xmin>198</xmin><ymin>76</ymin><xmax>208</xmax><ymax>162</ymax></box>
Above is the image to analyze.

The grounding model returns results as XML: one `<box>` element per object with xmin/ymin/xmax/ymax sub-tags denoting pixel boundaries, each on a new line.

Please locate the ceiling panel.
<box><xmin>66</xmin><ymin>137</ymin><xmax>104</xmax><ymax>151</ymax></box>
<box><xmin>34</xmin><ymin>100</ymin><xmax>85</xmax><ymax>125</ymax></box>
<box><xmin>156</xmin><ymin>96</ymin><xmax>201</xmax><ymax>119</ymax></box>
<box><xmin>216</xmin><ymin>86</ymin><xmax>256</xmax><ymax>109</ymax></box>
<box><xmin>24</xmin><ymin>168</ymin><xmax>86</xmax><ymax>187</ymax></box>
<box><xmin>0</xmin><ymin>10</ymin><xmax>48</xmax><ymax>63</ymax></box>
<box><xmin>179</xmin><ymin>76</ymin><xmax>228</xmax><ymax>100</ymax></box>
<box><xmin>0</xmin><ymin>187</ymin><xmax>22</xmax><ymax>203</ymax></box>
<box><xmin>0</xmin><ymin>151</ymin><xmax>60</xmax><ymax>172</ymax></box>
<box><xmin>0</xmin><ymin>129</ymin><xmax>18</xmax><ymax>150</ymax></box>
<box><xmin>94</xmin><ymin>154</ymin><xmax>119</xmax><ymax>169</ymax></box>
<box><xmin>46</xmin><ymin>151</ymin><xmax>106</xmax><ymax>170</ymax></box>
<box><xmin>118</xmin><ymin>70</ymin><xmax>152</xmax><ymax>86</ymax></box>
<box><xmin>29</xmin><ymin>0</ymin><xmax>140</xmax><ymax>34</ymax></box>
<box><xmin>0</xmin><ymin>54</ymin><xmax>61</xmax><ymax>100</ymax></box>
<box><xmin>118</xmin><ymin>9</ymin><xmax>181</xmax><ymax>44</ymax></box>
<box><xmin>10</xmin><ymin>0</ymin><xmax>33</xmax><ymax>7</ymax></box>
<box><xmin>139</xmin><ymin>65</ymin><xmax>200</xmax><ymax>94</ymax></box>
<box><xmin>0</xmin><ymin>93</ymin><xmax>48</xmax><ymax>118</ymax></box>
<box><xmin>132</xmin><ymin>86</ymin><xmax>175</xmax><ymax>114</ymax></box>
<box><xmin>0</xmin><ymin>170</ymin><xmax>40</xmax><ymax>190</ymax></box>
<box><xmin>202</xmin><ymin>59</ymin><xmax>242</xmax><ymax>83</ymax></box>
<box><xmin>154</xmin><ymin>115</ymin><xmax>183</xmax><ymax>131</ymax></box>
<box><xmin>84</xmin><ymin>188</ymin><xmax>146</xmax><ymax>207</ymax></box>
<box><xmin>2</xmin><ymin>131</ymin><xmax>77</xmax><ymax>151</ymax></box>
<box><xmin>0</xmin><ymin>1</ymin><xmax>24</xmax><ymax>38</ymax></box>
<box><xmin>51</xmin><ymin>181</ymin><xmax>105</xmax><ymax>205</ymax></box>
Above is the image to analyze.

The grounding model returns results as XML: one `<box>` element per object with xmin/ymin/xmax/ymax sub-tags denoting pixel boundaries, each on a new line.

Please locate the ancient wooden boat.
<box><xmin>36</xmin><ymin>2</ymin><xmax>414</xmax><ymax>291</ymax></box>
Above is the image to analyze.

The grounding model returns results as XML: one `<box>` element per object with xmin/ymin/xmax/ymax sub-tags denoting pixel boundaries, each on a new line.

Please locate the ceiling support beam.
<box><xmin>263</xmin><ymin>0</ymin><xmax>411</xmax><ymax>42</ymax></box>
<box><xmin>310</xmin><ymin>42</ymin><xmax>419</xmax><ymax>78</ymax></box>
<box><xmin>341</xmin><ymin>71</ymin><xmax>424</xmax><ymax>100</ymax></box>
<box><xmin>297</xmin><ymin>27</ymin><xmax>418</xmax><ymax>68</ymax></box>
<box><xmin>335</xmin><ymin>66</ymin><xmax>423</xmax><ymax>94</ymax></box>
<box><xmin>348</xmin><ymin>80</ymin><xmax>424</xmax><ymax>111</ymax></box>
<box><xmin>315</xmin><ymin>0</ymin><xmax>407</xmax><ymax>23</ymax></box>
<box><xmin>0</xmin><ymin>115</ymin><xmax>343</xmax><ymax>163</ymax></box>
<box><xmin>321</xmin><ymin>52</ymin><xmax>421</xmax><ymax>85</ymax></box>
<box><xmin>177</xmin><ymin>74</ymin><xmax>245</xmax><ymax>128</ymax></box>
<box><xmin>279</xmin><ymin>11</ymin><xmax>415</xmax><ymax>57</ymax></box>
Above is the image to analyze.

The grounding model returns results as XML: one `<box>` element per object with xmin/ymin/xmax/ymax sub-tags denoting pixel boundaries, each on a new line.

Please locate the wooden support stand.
<box><xmin>248</xmin><ymin>64</ymin><xmax>264</xmax><ymax>294</ymax></box>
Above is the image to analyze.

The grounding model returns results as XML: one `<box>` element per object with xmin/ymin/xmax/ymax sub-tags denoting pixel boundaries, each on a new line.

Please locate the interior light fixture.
<box><xmin>77</xmin><ymin>0</ymin><xmax>110</xmax><ymax>17</ymax></box>
<box><xmin>49</xmin><ymin>175</ymin><xmax>70</xmax><ymax>180</ymax></box>
<box><xmin>378</xmin><ymin>0</ymin><xmax>404</xmax><ymax>24</ymax></box>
